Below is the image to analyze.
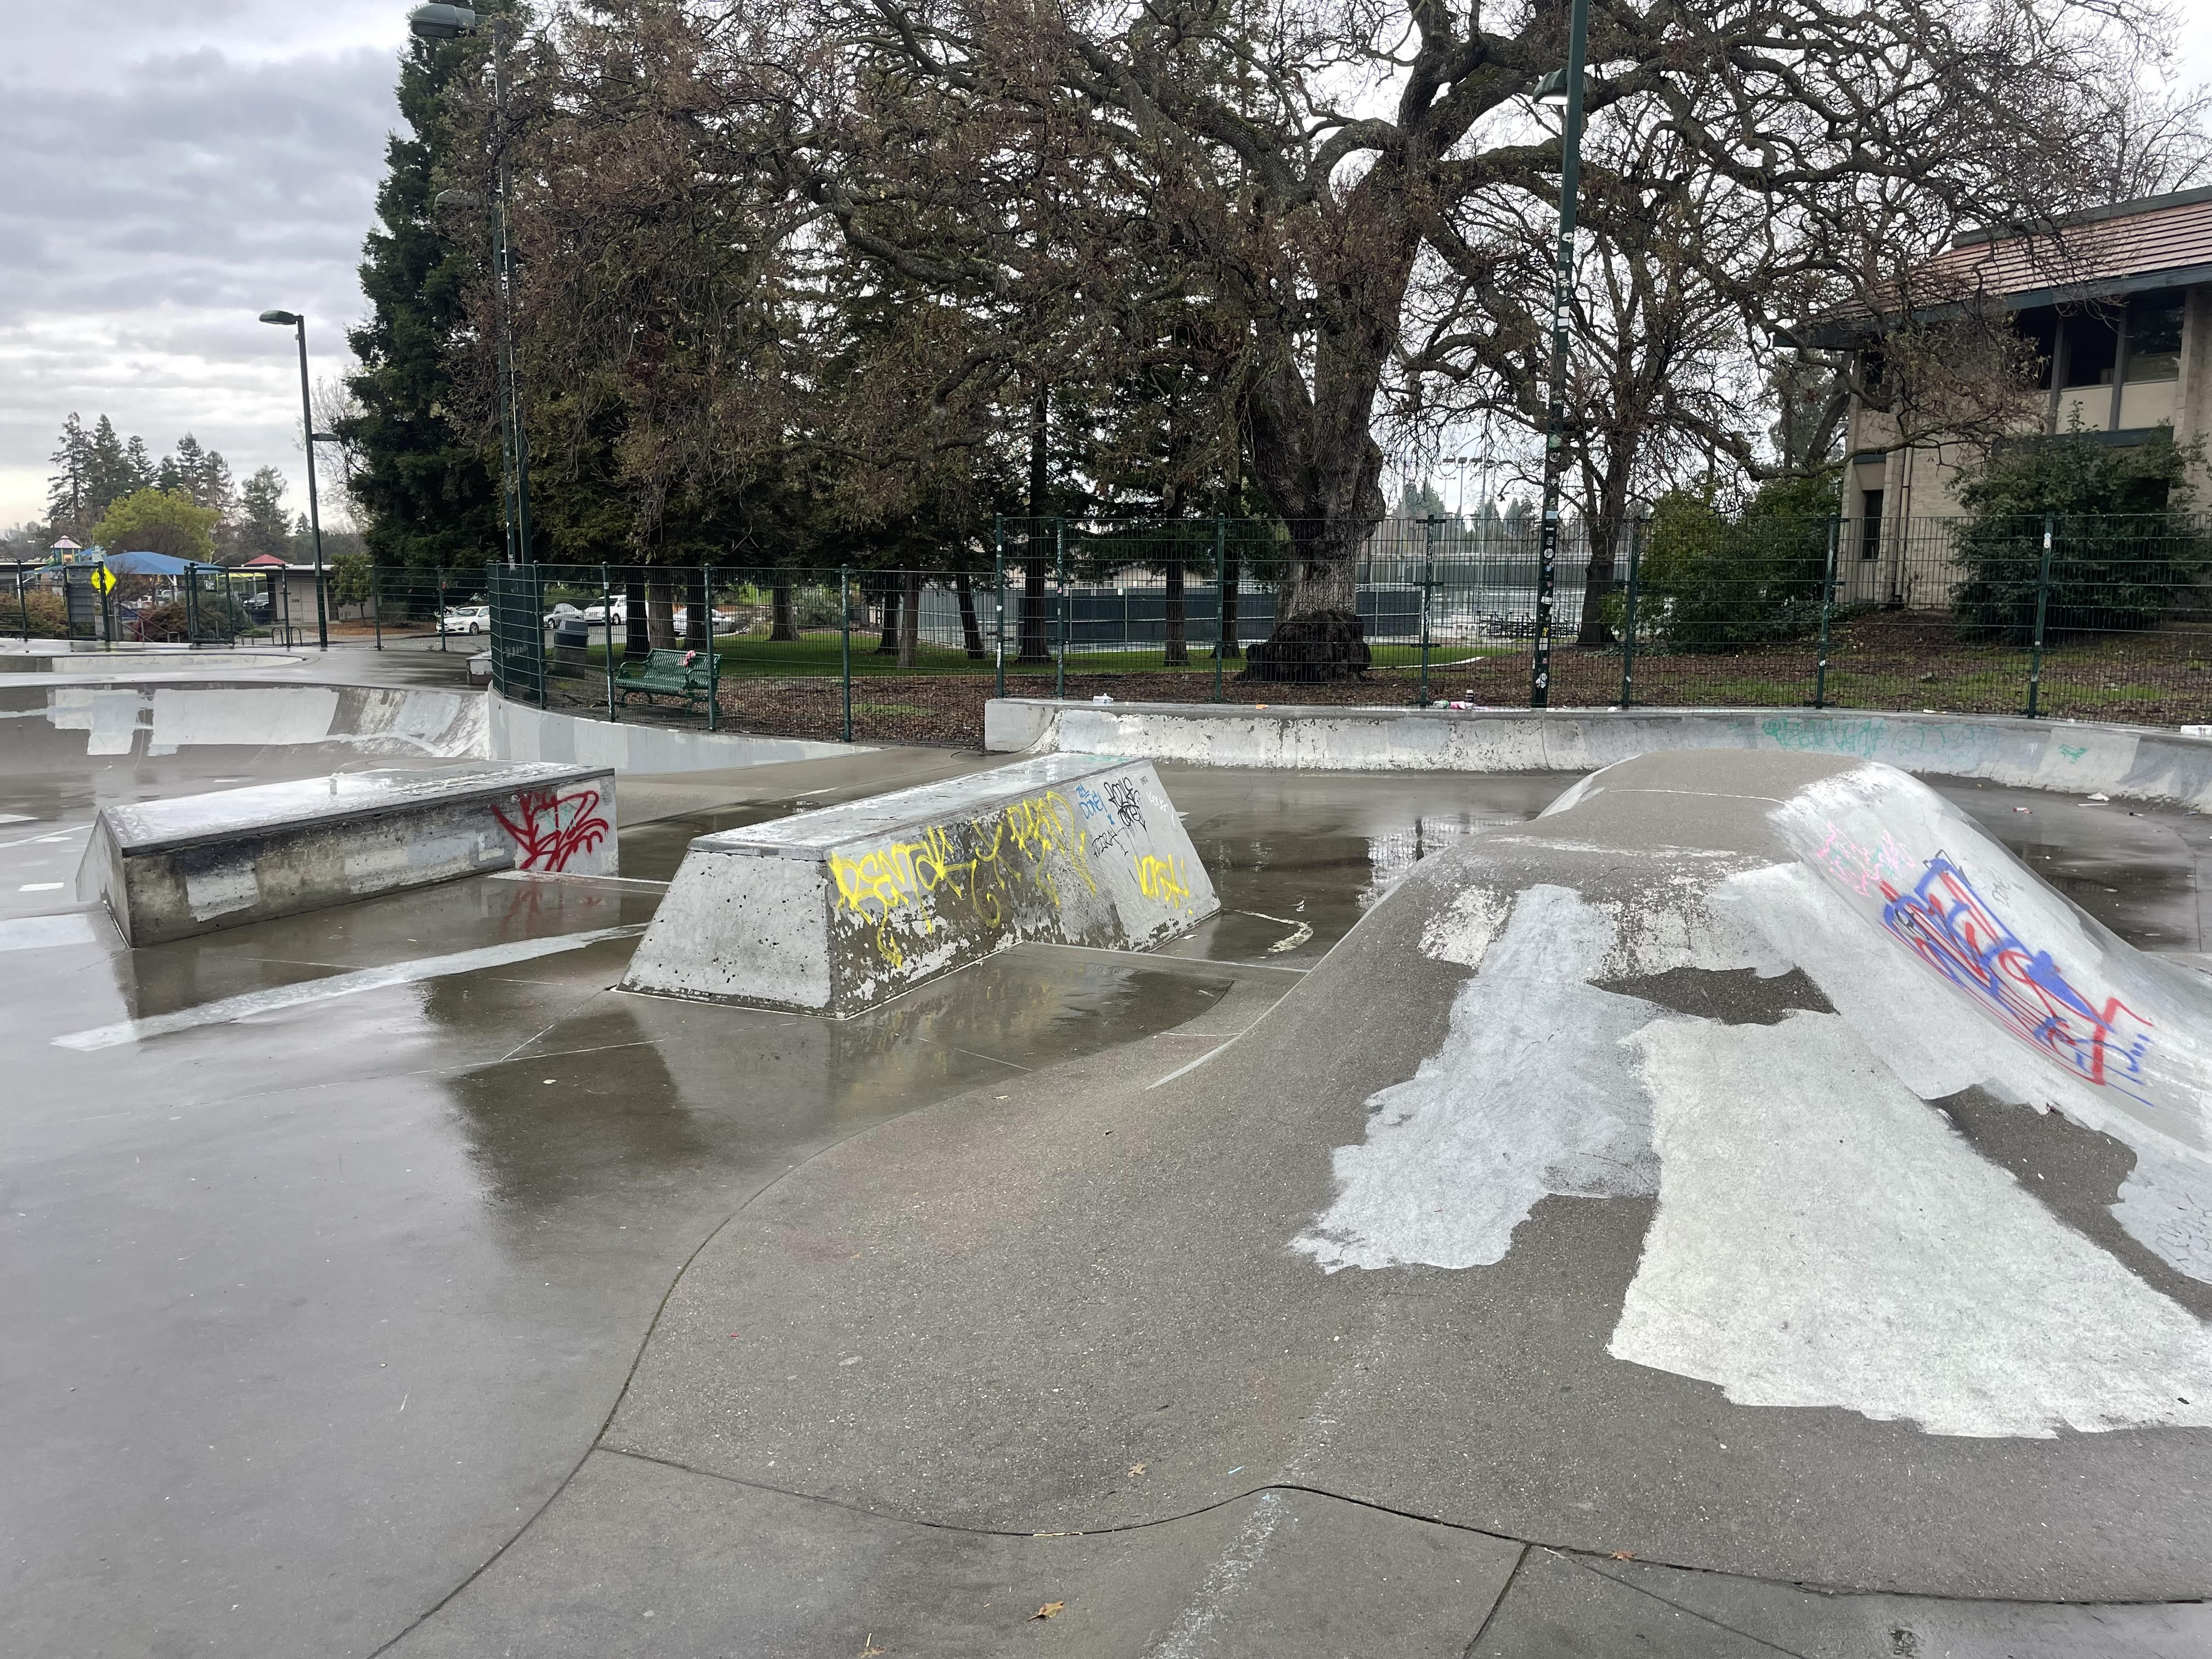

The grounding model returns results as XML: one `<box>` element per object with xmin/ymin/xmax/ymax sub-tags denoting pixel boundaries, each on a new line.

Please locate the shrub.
<box><xmin>7</xmin><ymin>587</ymin><xmax>69</xmax><ymax>637</ymax></box>
<box><xmin>1639</xmin><ymin>472</ymin><xmax>1840</xmax><ymax>653</ymax></box>
<box><xmin>1951</xmin><ymin>428</ymin><xmax>2212</xmax><ymax>644</ymax></box>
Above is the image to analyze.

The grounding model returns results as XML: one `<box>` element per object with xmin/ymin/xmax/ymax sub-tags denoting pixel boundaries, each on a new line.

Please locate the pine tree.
<box><xmin>123</xmin><ymin>436</ymin><xmax>157</xmax><ymax>496</ymax></box>
<box><xmin>84</xmin><ymin>416</ymin><xmax>139</xmax><ymax>524</ymax></box>
<box><xmin>342</xmin><ymin>23</ymin><xmax>504</xmax><ymax>571</ymax></box>
<box><xmin>237</xmin><ymin>467</ymin><xmax>291</xmax><ymax>561</ymax></box>
<box><xmin>46</xmin><ymin>414</ymin><xmax>94</xmax><ymax>541</ymax></box>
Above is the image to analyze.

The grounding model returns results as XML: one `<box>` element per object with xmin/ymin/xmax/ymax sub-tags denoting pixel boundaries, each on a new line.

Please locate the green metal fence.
<box><xmin>418</xmin><ymin>509</ymin><xmax>2212</xmax><ymax>748</ymax></box>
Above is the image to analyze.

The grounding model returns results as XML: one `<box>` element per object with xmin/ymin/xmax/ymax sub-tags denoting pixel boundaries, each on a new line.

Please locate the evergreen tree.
<box><xmin>342</xmin><ymin>23</ymin><xmax>504</xmax><ymax>571</ymax></box>
<box><xmin>84</xmin><ymin>417</ymin><xmax>140</xmax><ymax>523</ymax></box>
<box><xmin>123</xmin><ymin>436</ymin><xmax>157</xmax><ymax>496</ymax></box>
<box><xmin>236</xmin><ymin>467</ymin><xmax>291</xmax><ymax>561</ymax></box>
<box><xmin>46</xmin><ymin>414</ymin><xmax>94</xmax><ymax>541</ymax></box>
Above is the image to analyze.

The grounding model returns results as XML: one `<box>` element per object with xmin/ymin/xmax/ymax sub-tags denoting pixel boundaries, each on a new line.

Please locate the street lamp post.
<box><xmin>411</xmin><ymin>3</ymin><xmax>533</xmax><ymax>566</ymax></box>
<box><xmin>1530</xmin><ymin>0</ymin><xmax>1590</xmax><ymax>708</ymax></box>
<box><xmin>257</xmin><ymin>309</ymin><xmax>328</xmax><ymax>650</ymax></box>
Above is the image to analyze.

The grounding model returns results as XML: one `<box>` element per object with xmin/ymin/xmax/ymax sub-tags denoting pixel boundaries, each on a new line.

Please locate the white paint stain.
<box><xmin>1294</xmin><ymin>885</ymin><xmax>1661</xmax><ymax>1272</ymax></box>
<box><xmin>1612</xmin><ymin>1011</ymin><xmax>2212</xmax><ymax>1438</ymax></box>
<box><xmin>1417</xmin><ymin>885</ymin><xmax>1510</xmax><ymax>968</ymax></box>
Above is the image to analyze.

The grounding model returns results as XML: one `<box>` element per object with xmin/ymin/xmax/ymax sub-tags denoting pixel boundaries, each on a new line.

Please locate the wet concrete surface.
<box><xmin>6</xmin><ymin>695</ymin><xmax>2212</xmax><ymax>1656</ymax></box>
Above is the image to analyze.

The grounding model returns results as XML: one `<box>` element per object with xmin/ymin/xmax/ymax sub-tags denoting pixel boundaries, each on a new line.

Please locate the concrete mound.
<box><xmin>622</xmin><ymin>754</ymin><xmax>1218</xmax><ymax>1014</ymax></box>
<box><xmin>608</xmin><ymin>749</ymin><xmax>2212</xmax><ymax>1605</ymax></box>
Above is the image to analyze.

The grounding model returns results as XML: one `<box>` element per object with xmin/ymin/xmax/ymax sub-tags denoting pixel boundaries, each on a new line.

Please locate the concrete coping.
<box><xmin>97</xmin><ymin>761</ymin><xmax>607</xmax><ymax>855</ymax></box>
<box><xmin>691</xmin><ymin>753</ymin><xmax>1148</xmax><ymax>860</ymax></box>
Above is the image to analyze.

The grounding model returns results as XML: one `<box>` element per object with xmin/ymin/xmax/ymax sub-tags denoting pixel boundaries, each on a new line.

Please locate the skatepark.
<box><xmin>7</xmin><ymin>643</ymin><xmax>2212</xmax><ymax>1656</ymax></box>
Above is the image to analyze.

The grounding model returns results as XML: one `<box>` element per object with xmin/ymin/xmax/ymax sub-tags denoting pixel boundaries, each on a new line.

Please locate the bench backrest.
<box><xmin>623</xmin><ymin>647</ymin><xmax>705</xmax><ymax>679</ymax></box>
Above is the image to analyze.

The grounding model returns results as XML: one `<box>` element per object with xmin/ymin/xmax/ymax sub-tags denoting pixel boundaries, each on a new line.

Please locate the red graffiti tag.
<box><xmin>492</xmin><ymin>788</ymin><xmax>611</xmax><ymax>872</ymax></box>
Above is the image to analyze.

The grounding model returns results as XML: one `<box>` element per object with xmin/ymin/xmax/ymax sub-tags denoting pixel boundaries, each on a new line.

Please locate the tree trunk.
<box><xmin>623</xmin><ymin>574</ymin><xmax>648</xmax><ymax>659</ymax></box>
<box><xmin>955</xmin><ymin>571</ymin><xmax>984</xmax><ymax>658</ymax></box>
<box><xmin>1216</xmin><ymin>544</ymin><xmax>1240</xmax><ymax>660</ymax></box>
<box><xmin>770</xmin><ymin>577</ymin><xmax>797</xmax><ymax>642</ymax></box>
<box><xmin>646</xmin><ymin>574</ymin><xmax>676</xmax><ymax>650</ymax></box>
<box><xmin>1576</xmin><ymin>465</ymin><xmax>1635</xmax><ymax>648</ymax></box>
<box><xmin>876</xmin><ymin>573</ymin><xmax>899</xmax><ymax>653</ymax></box>
<box><xmin>1163</xmin><ymin>554</ymin><xmax>1186</xmax><ymax>667</ymax></box>
<box><xmin>1018</xmin><ymin>382</ymin><xmax>1051</xmax><ymax>662</ymax></box>
<box><xmin>685</xmin><ymin>568</ymin><xmax>709</xmax><ymax>652</ymax></box>
<box><xmin>898</xmin><ymin>570</ymin><xmax>921</xmax><ymax>669</ymax></box>
<box><xmin>1239</xmin><ymin>519</ymin><xmax>1372</xmax><ymax>682</ymax></box>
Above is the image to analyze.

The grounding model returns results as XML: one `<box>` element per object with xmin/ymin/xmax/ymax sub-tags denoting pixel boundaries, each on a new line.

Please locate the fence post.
<box><xmin>840</xmin><ymin>564</ymin><xmax>853</xmax><ymax>743</ymax></box>
<box><xmin>2027</xmin><ymin>512</ymin><xmax>2055</xmax><ymax>719</ymax></box>
<box><xmin>533</xmin><ymin>566</ymin><xmax>547</xmax><ymax>709</ymax></box>
<box><xmin>1054</xmin><ymin>516</ymin><xmax>1067</xmax><ymax>703</ymax></box>
<box><xmin>1214</xmin><ymin>515</ymin><xmax>1227</xmax><ymax>703</ymax></box>
<box><xmin>437</xmin><ymin>571</ymin><xmax>447</xmax><ymax>652</ymax></box>
<box><xmin>994</xmin><ymin>517</ymin><xmax>1007</xmax><ymax>699</ymax></box>
<box><xmin>1419</xmin><ymin>516</ymin><xmax>1435</xmax><ymax>708</ymax></box>
<box><xmin>1618</xmin><ymin>517</ymin><xmax>1642</xmax><ymax>708</ymax></box>
<box><xmin>602</xmin><ymin>564</ymin><xmax>617</xmax><ymax>720</ymax></box>
<box><xmin>1813</xmin><ymin>515</ymin><xmax>1839</xmax><ymax>710</ymax></box>
<box><xmin>16</xmin><ymin>566</ymin><xmax>29</xmax><ymax>640</ymax></box>
<box><xmin>371</xmin><ymin>568</ymin><xmax>383</xmax><ymax>651</ymax></box>
<box><xmin>702</xmin><ymin>562</ymin><xmax>718</xmax><ymax>732</ymax></box>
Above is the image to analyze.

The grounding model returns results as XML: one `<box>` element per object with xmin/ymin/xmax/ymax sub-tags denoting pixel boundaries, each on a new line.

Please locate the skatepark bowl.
<box><xmin>9</xmin><ymin>674</ymin><xmax>2212</xmax><ymax>1656</ymax></box>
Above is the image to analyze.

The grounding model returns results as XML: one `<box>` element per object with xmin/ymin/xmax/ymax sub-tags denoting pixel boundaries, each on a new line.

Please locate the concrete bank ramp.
<box><xmin>606</xmin><ymin>749</ymin><xmax>2212</xmax><ymax>1616</ymax></box>
<box><xmin>80</xmin><ymin>761</ymin><xmax>616</xmax><ymax>944</ymax></box>
<box><xmin>4</xmin><ymin>680</ymin><xmax>485</xmax><ymax>763</ymax></box>
<box><xmin>622</xmin><ymin>753</ymin><xmax>1216</xmax><ymax>1015</ymax></box>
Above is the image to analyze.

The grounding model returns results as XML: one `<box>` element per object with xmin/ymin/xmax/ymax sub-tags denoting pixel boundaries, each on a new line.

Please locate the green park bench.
<box><xmin>615</xmin><ymin>647</ymin><xmax>714</xmax><ymax>710</ymax></box>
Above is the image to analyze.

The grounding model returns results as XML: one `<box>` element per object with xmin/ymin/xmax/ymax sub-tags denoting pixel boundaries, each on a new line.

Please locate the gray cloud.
<box><xmin>1</xmin><ymin>13</ymin><xmax>405</xmax><ymax>527</ymax></box>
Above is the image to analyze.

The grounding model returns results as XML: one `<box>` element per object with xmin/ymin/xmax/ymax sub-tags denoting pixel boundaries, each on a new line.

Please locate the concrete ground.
<box><xmin>5</xmin><ymin>684</ymin><xmax>2211</xmax><ymax>1657</ymax></box>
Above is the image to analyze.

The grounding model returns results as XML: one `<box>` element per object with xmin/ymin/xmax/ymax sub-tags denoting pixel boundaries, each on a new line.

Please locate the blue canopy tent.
<box><xmin>101</xmin><ymin>550</ymin><xmax>221</xmax><ymax>577</ymax></box>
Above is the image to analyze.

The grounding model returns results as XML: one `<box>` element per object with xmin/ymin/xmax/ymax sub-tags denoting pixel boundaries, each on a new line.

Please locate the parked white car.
<box><xmin>543</xmin><ymin>602</ymin><xmax>583</xmax><ymax>627</ymax></box>
<box><xmin>438</xmin><ymin>605</ymin><xmax>490</xmax><ymax>635</ymax></box>
<box><xmin>579</xmin><ymin>600</ymin><xmax>625</xmax><ymax>624</ymax></box>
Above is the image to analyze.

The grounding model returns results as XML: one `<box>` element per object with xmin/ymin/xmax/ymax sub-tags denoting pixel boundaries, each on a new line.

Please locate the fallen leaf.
<box><xmin>1031</xmin><ymin>1602</ymin><xmax>1065</xmax><ymax>1621</ymax></box>
<box><xmin>1610</xmin><ymin>1551</ymin><xmax>1636</xmax><ymax>1561</ymax></box>
<box><xmin>1127</xmin><ymin>1463</ymin><xmax>1147</xmax><ymax>1476</ymax></box>
<box><xmin>858</xmin><ymin>1635</ymin><xmax>887</xmax><ymax>1657</ymax></box>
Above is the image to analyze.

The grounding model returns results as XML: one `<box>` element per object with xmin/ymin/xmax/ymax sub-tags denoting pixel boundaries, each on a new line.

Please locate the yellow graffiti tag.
<box><xmin>826</xmin><ymin>791</ymin><xmax>1093</xmax><ymax>968</ymax></box>
<box><xmin>1133</xmin><ymin>854</ymin><xmax>1193</xmax><ymax>909</ymax></box>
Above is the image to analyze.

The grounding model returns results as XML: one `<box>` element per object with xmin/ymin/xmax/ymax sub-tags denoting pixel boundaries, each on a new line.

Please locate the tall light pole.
<box><xmin>411</xmin><ymin>3</ymin><xmax>533</xmax><ymax>566</ymax></box>
<box><xmin>258</xmin><ymin>309</ymin><xmax>328</xmax><ymax>650</ymax></box>
<box><xmin>1530</xmin><ymin>0</ymin><xmax>1589</xmax><ymax>708</ymax></box>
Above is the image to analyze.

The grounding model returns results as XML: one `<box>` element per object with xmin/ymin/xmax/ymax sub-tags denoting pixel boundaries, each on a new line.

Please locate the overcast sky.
<box><xmin>3</xmin><ymin>1</ymin><xmax>2210</xmax><ymax>536</ymax></box>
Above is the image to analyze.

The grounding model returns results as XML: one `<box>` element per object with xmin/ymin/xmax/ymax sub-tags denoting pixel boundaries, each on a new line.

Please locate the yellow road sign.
<box><xmin>88</xmin><ymin>565</ymin><xmax>115</xmax><ymax>595</ymax></box>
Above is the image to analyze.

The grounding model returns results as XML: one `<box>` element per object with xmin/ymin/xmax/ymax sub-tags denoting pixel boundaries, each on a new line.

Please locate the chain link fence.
<box><xmin>308</xmin><ymin>508</ymin><xmax>2212</xmax><ymax>747</ymax></box>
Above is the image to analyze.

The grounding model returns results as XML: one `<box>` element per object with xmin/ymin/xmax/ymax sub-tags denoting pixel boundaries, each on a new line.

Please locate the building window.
<box><xmin>2016</xmin><ymin>307</ymin><xmax>2059</xmax><ymax>389</ymax></box>
<box><xmin>2124</xmin><ymin>292</ymin><xmax>2185</xmax><ymax>383</ymax></box>
<box><xmin>2060</xmin><ymin>312</ymin><xmax>2119</xmax><ymax>387</ymax></box>
<box><xmin>1859</xmin><ymin>490</ymin><xmax>1883</xmax><ymax>560</ymax></box>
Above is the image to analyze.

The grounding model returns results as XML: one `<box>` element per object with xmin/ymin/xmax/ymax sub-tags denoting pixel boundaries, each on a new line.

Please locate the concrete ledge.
<box><xmin>78</xmin><ymin>761</ymin><xmax>617</xmax><ymax>945</ymax></box>
<box><xmin>621</xmin><ymin>753</ymin><xmax>1218</xmax><ymax>1015</ymax></box>
<box><xmin>487</xmin><ymin>692</ymin><xmax>864</xmax><ymax>774</ymax></box>
<box><xmin>987</xmin><ymin>698</ymin><xmax>2212</xmax><ymax>808</ymax></box>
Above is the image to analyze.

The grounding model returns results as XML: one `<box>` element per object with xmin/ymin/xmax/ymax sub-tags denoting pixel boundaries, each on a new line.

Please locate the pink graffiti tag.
<box><xmin>1879</xmin><ymin>853</ymin><xmax>2152</xmax><ymax>1098</ymax></box>
<box><xmin>493</xmin><ymin>788</ymin><xmax>611</xmax><ymax>872</ymax></box>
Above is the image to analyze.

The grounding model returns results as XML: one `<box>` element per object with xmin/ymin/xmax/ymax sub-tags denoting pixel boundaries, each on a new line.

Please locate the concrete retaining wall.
<box><xmin>79</xmin><ymin>761</ymin><xmax>617</xmax><ymax>945</ymax></box>
<box><xmin>622</xmin><ymin>753</ymin><xmax>1217</xmax><ymax>1015</ymax></box>
<box><xmin>488</xmin><ymin>695</ymin><xmax>863</xmax><ymax>774</ymax></box>
<box><xmin>987</xmin><ymin>698</ymin><xmax>2212</xmax><ymax>808</ymax></box>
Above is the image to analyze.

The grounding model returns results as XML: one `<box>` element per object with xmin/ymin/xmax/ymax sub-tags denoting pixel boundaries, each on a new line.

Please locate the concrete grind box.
<box><xmin>79</xmin><ymin>762</ymin><xmax>618</xmax><ymax>945</ymax></box>
<box><xmin>621</xmin><ymin>754</ymin><xmax>1218</xmax><ymax>1015</ymax></box>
